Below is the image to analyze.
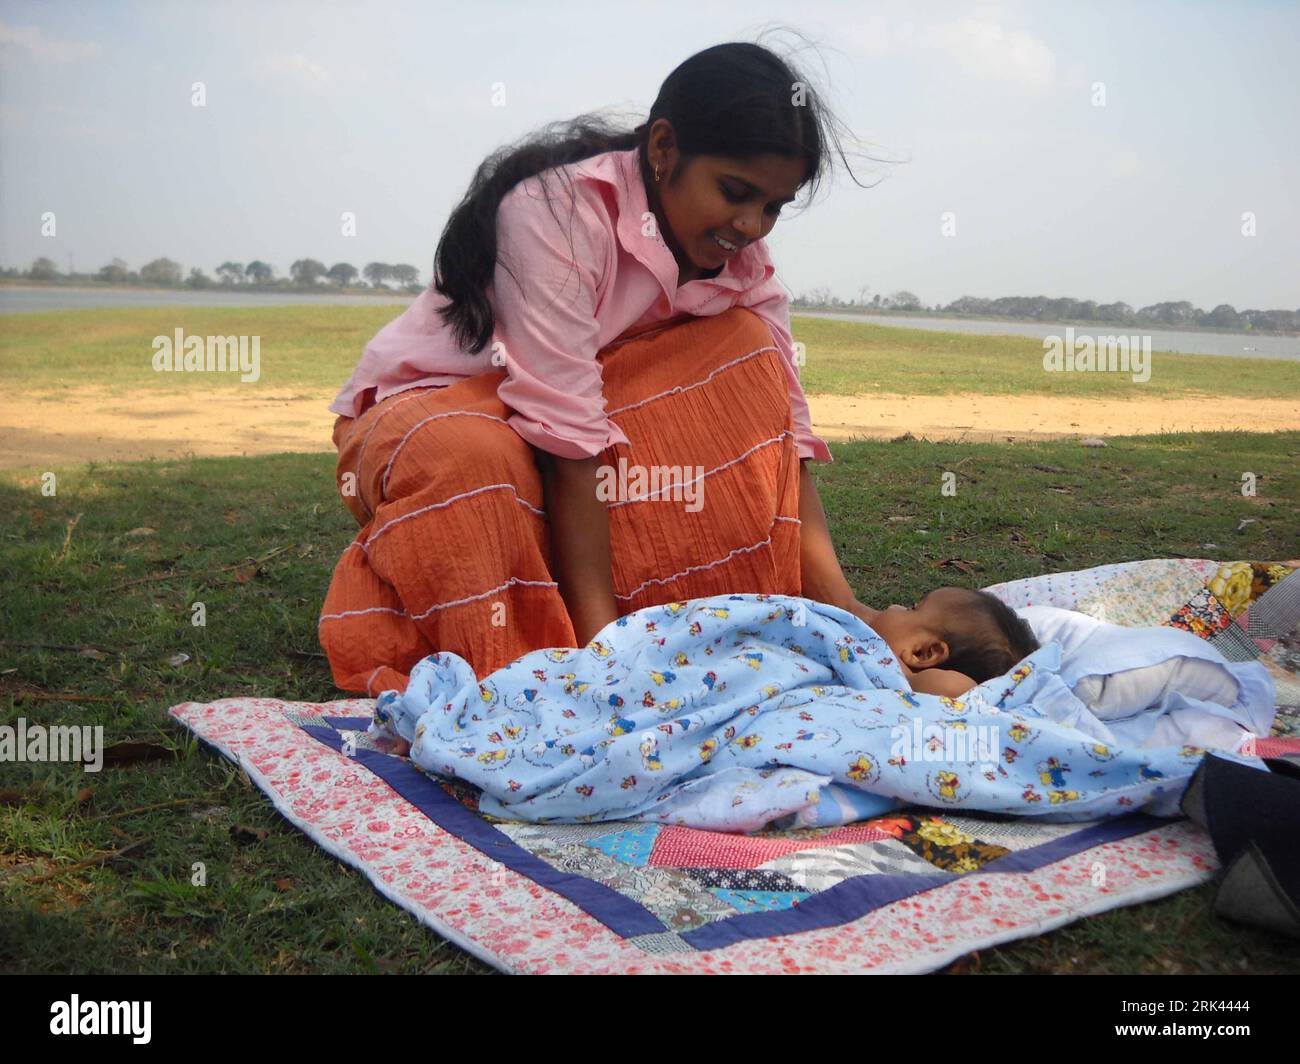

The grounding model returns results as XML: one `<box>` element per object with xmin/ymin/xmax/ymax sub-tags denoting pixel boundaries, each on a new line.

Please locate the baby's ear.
<box><xmin>897</xmin><ymin>648</ymin><xmax>927</xmax><ymax>672</ymax></box>
<box><xmin>916</xmin><ymin>640</ymin><xmax>950</xmax><ymax>669</ymax></box>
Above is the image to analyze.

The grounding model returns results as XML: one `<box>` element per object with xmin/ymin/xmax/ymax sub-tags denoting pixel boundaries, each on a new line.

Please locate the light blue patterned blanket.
<box><xmin>368</xmin><ymin>593</ymin><xmax>1271</xmax><ymax>832</ymax></box>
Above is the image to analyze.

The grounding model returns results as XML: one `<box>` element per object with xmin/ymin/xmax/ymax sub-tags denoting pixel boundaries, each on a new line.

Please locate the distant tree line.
<box><xmin>792</xmin><ymin>287</ymin><xmax>1299</xmax><ymax>334</ymax></box>
<box><xmin>5</xmin><ymin>257</ymin><xmax>426</xmax><ymax>295</ymax></box>
<box><xmin>6</xmin><ymin>259</ymin><xmax>1296</xmax><ymax>333</ymax></box>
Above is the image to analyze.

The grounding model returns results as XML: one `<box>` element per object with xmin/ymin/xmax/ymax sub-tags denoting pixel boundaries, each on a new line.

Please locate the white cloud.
<box><xmin>838</xmin><ymin>15</ymin><xmax>897</xmax><ymax>57</ymax></box>
<box><xmin>840</xmin><ymin>8</ymin><xmax>1057</xmax><ymax>88</ymax></box>
<box><xmin>1110</xmin><ymin>147</ymin><xmax>1146</xmax><ymax>180</ymax></box>
<box><xmin>0</xmin><ymin>19</ymin><xmax>101</xmax><ymax>62</ymax></box>
<box><xmin>929</xmin><ymin>14</ymin><xmax>1056</xmax><ymax>87</ymax></box>
<box><xmin>260</xmin><ymin>52</ymin><xmax>331</xmax><ymax>85</ymax></box>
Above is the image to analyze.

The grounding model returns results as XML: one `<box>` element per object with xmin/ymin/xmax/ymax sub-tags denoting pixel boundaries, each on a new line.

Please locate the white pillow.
<box><xmin>1015</xmin><ymin>605</ymin><xmax>1240</xmax><ymax>715</ymax></box>
<box><xmin>1074</xmin><ymin>659</ymin><xmax>1239</xmax><ymax>719</ymax></box>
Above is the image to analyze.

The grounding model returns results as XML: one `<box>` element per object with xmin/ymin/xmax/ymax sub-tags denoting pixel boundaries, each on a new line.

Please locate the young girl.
<box><xmin>320</xmin><ymin>40</ymin><xmax>888</xmax><ymax>695</ymax></box>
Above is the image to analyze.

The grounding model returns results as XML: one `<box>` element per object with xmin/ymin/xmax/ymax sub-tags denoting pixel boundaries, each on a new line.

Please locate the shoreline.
<box><xmin>791</xmin><ymin>305</ymin><xmax>1300</xmax><ymax>340</ymax></box>
<box><xmin>2</xmin><ymin>282</ymin><xmax>1294</xmax><ymax>337</ymax></box>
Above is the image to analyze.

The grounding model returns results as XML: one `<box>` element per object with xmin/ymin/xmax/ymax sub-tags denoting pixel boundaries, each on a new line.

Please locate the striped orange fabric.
<box><xmin>319</xmin><ymin>306</ymin><xmax>804</xmax><ymax>693</ymax></box>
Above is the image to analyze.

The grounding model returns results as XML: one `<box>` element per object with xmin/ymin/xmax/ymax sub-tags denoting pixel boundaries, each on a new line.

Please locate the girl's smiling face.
<box><xmin>645</xmin><ymin>119</ymin><xmax>806</xmax><ymax>283</ymax></box>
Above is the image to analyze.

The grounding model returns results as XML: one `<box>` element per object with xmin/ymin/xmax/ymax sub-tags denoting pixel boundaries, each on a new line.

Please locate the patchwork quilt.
<box><xmin>169</xmin><ymin>558</ymin><xmax>1300</xmax><ymax>973</ymax></box>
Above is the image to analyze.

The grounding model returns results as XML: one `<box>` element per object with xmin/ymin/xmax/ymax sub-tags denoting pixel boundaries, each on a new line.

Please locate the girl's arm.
<box><xmin>907</xmin><ymin>666</ymin><xmax>979</xmax><ymax>697</ymax></box>
<box><xmin>537</xmin><ymin>451</ymin><xmax>621</xmax><ymax>646</ymax></box>
<box><xmin>797</xmin><ymin>458</ymin><xmax>867</xmax><ymax>613</ymax></box>
<box><xmin>894</xmin><ymin>656</ymin><xmax>979</xmax><ymax>697</ymax></box>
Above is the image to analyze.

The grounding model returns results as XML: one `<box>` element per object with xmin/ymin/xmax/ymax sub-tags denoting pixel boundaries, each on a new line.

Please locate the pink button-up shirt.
<box><xmin>330</xmin><ymin>146</ymin><xmax>832</xmax><ymax>463</ymax></box>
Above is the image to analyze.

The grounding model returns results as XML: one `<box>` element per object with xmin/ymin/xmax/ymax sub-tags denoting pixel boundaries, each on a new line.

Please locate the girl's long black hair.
<box><xmin>432</xmin><ymin>31</ymin><xmax>869</xmax><ymax>354</ymax></box>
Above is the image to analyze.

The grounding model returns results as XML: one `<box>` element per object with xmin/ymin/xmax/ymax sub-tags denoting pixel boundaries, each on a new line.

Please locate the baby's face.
<box><xmin>863</xmin><ymin>587</ymin><xmax>978</xmax><ymax>668</ymax></box>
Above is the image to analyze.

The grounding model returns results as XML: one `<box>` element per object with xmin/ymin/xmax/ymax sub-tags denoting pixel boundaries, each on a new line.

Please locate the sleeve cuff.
<box><xmin>798</xmin><ymin>435</ymin><xmax>834</xmax><ymax>463</ymax></box>
<box><xmin>507</xmin><ymin>412</ymin><xmax>632</xmax><ymax>460</ymax></box>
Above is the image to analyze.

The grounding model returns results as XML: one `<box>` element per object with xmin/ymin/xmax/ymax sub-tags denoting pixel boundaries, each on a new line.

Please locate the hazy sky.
<box><xmin>1</xmin><ymin>0</ymin><xmax>1297</xmax><ymax>310</ymax></box>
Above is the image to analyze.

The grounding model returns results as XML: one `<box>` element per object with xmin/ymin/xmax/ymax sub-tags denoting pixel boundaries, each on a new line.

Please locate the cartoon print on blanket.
<box><xmin>367</xmin><ymin>593</ymin><xmax>1272</xmax><ymax>833</ymax></box>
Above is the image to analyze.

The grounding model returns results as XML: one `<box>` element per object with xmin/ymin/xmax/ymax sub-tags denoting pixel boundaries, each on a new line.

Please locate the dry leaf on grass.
<box><xmin>101</xmin><ymin>741</ymin><xmax>177</xmax><ymax>767</ymax></box>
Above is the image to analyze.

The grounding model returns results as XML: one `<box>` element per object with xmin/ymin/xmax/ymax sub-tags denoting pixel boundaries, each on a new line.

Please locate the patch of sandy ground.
<box><xmin>1</xmin><ymin>386</ymin><xmax>1298</xmax><ymax>471</ymax></box>
<box><xmin>806</xmin><ymin>392</ymin><xmax>1300</xmax><ymax>444</ymax></box>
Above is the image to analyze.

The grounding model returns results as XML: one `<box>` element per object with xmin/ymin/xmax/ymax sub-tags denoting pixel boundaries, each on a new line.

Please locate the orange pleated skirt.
<box><xmin>319</xmin><ymin>307</ymin><xmax>804</xmax><ymax>693</ymax></box>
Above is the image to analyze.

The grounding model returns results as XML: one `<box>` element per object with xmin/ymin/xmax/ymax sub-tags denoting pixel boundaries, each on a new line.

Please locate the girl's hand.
<box><xmin>797</xmin><ymin>461</ymin><xmax>865</xmax><ymax>614</ymax></box>
<box><xmin>537</xmin><ymin>450</ymin><xmax>621</xmax><ymax>646</ymax></box>
<box><xmin>843</xmin><ymin>598</ymin><xmax>882</xmax><ymax>632</ymax></box>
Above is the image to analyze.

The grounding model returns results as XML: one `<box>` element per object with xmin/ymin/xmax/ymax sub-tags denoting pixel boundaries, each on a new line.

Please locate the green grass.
<box><xmin>0</xmin><ymin>306</ymin><xmax>400</xmax><ymax>395</ymax></box>
<box><xmin>2</xmin><ymin>306</ymin><xmax>1296</xmax><ymax>400</ymax></box>
<box><xmin>2</xmin><ymin>431</ymin><xmax>1298</xmax><ymax>974</ymax></box>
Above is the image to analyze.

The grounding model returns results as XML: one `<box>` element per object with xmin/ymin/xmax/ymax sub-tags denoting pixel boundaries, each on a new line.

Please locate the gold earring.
<box><xmin>653</xmin><ymin>165</ymin><xmax>661</xmax><ymax>183</ymax></box>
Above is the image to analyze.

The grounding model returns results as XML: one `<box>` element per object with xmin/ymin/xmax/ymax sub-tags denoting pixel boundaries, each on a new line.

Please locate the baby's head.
<box><xmin>866</xmin><ymin>587</ymin><xmax>1040</xmax><ymax>683</ymax></box>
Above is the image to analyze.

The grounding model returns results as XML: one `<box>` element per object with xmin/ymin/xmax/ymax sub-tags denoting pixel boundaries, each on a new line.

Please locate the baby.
<box><xmin>382</xmin><ymin>588</ymin><xmax>1040</xmax><ymax>757</ymax></box>
<box><xmin>856</xmin><ymin>587</ymin><xmax>1041</xmax><ymax>697</ymax></box>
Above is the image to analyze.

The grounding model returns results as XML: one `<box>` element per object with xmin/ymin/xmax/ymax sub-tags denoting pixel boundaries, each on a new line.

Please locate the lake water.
<box><xmin>1</xmin><ymin>285</ymin><xmax>1295</xmax><ymax>361</ymax></box>
<box><xmin>796</xmin><ymin>310</ymin><xmax>1299</xmax><ymax>361</ymax></box>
